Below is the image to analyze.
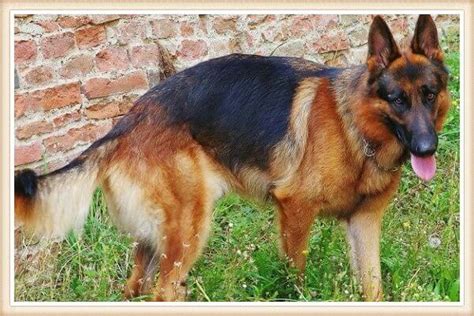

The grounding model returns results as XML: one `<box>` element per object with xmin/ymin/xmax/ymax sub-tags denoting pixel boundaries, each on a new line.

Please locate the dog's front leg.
<box><xmin>274</xmin><ymin>195</ymin><xmax>318</xmax><ymax>273</ymax></box>
<box><xmin>345</xmin><ymin>204</ymin><xmax>384</xmax><ymax>301</ymax></box>
<box><xmin>344</xmin><ymin>180</ymin><xmax>399</xmax><ymax>302</ymax></box>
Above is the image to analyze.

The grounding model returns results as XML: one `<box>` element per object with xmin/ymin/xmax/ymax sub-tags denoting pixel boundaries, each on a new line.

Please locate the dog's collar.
<box><xmin>362</xmin><ymin>138</ymin><xmax>400</xmax><ymax>173</ymax></box>
<box><xmin>362</xmin><ymin>138</ymin><xmax>376</xmax><ymax>157</ymax></box>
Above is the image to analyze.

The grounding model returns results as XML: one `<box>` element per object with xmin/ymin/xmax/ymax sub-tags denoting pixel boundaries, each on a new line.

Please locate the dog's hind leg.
<box><xmin>124</xmin><ymin>241</ymin><xmax>159</xmax><ymax>299</ymax></box>
<box><xmin>150</xmin><ymin>152</ymin><xmax>227</xmax><ymax>301</ymax></box>
<box><xmin>153</xmin><ymin>204</ymin><xmax>213</xmax><ymax>301</ymax></box>
<box><xmin>101</xmin><ymin>170</ymin><xmax>165</xmax><ymax>300</ymax></box>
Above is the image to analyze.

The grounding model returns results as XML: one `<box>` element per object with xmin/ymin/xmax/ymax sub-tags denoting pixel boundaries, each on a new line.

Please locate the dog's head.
<box><xmin>366</xmin><ymin>15</ymin><xmax>450</xmax><ymax>181</ymax></box>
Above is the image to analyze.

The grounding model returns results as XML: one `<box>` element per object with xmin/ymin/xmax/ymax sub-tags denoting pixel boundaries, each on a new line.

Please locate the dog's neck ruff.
<box><xmin>331</xmin><ymin>66</ymin><xmax>402</xmax><ymax>174</ymax></box>
<box><xmin>362</xmin><ymin>138</ymin><xmax>400</xmax><ymax>173</ymax></box>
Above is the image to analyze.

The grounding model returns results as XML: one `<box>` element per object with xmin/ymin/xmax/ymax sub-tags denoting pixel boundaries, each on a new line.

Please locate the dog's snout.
<box><xmin>411</xmin><ymin>133</ymin><xmax>438</xmax><ymax>156</ymax></box>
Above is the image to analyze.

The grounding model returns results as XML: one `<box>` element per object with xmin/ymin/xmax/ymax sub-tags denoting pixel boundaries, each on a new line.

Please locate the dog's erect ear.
<box><xmin>411</xmin><ymin>15</ymin><xmax>443</xmax><ymax>62</ymax></box>
<box><xmin>367</xmin><ymin>15</ymin><xmax>401</xmax><ymax>80</ymax></box>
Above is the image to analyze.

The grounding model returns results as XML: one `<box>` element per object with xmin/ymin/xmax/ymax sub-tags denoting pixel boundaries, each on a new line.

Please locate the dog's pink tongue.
<box><xmin>410</xmin><ymin>154</ymin><xmax>436</xmax><ymax>181</ymax></box>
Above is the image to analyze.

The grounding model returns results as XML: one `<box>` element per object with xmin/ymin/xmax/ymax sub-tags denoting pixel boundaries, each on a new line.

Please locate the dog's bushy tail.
<box><xmin>14</xmin><ymin>143</ymin><xmax>112</xmax><ymax>239</ymax></box>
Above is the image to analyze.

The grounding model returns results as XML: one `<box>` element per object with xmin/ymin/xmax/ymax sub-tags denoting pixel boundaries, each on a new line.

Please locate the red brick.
<box><xmin>53</xmin><ymin>111</ymin><xmax>81</xmax><ymax>127</ymax></box>
<box><xmin>180</xmin><ymin>22</ymin><xmax>194</xmax><ymax>36</ymax></box>
<box><xmin>44</xmin><ymin>123</ymin><xmax>111</xmax><ymax>153</ymax></box>
<box><xmin>16</xmin><ymin>121</ymin><xmax>54</xmax><ymax>140</ymax></box>
<box><xmin>213</xmin><ymin>17</ymin><xmax>237</xmax><ymax>35</ymax></box>
<box><xmin>310</xmin><ymin>15</ymin><xmax>338</xmax><ymax>31</ymax></box>
<box><xmin>151</xmin><ymin>19</ymin><xmax>177</xmax><ymax>39</ymax></box>
<box><xmin>36</xmin><ymin>20</ymin><xmax>60</xmax><ymax>33</ymax></box>
<box><xmin>15</xmin><ymin>142</ymin><xmax>42</xmax><ymax>166</ymax></box>
<box><xmin>290</xmin><ymin>17</ymin><xmax>313</xmax><ymax>37</ymax></box>
<box><xmin>24</xmin><ymin>66</ymin><xmax>54</xmax><ymax>85</ymax></box>
<box><xmin>117</xmin><ymin>21</ymin><xmax>146</xmax><ymax>44</ymax></box>
<box><xmin>85</xmin><ymin>102</ymin><xmax>120</xmax><ymax>119</ymax></box>
<box><xmin>82</xmin><ymin>71</ymin><xmax>148</xmax><ymax>99</ymax></box>
<box><xmin>57</xmin><ymin>15</ymin><xmax>91</xmax><ymax>28</ymax></box>
<box><xmin>178</xmin><ymin>39</ymin><xmax>208</xmax><ymax>60</ymax></box>
<box><xmin>43</xmin><ymin>134</ymin><xmax>75</xmax><ymax>154</ymax></box>
<box><xmin>16</xmin><ymin>84</ymin><xmax>79</xmax><ymax>117</ymax></box>
<box><xmin>89</xmin><ymin>15</ymin><xmax>121</xmax><ymax>25</ymax></box>
<box><xmin>85</xmin><ymin>99</ymin><xmax>133</xmax><ymax>119</ymax></box>
<box><xmin>37</xmin><ymin>83</ymin><xmax>82</xmax><ymax>111</ymax></box>
<box><xmin>130</xmin><ymin>45</ymin><xmax>159</xmax><ymax>67</ymax></box>
<box><xmin>70</xmin><ymin>123</ymin><xmax>111</xmax><ymax>143</ymax></box>
<box><xmin>60</xmin><ymin>55</ymin><xmax>94</xmax><ymax>79</ymax></box>
<box><xmin>312</xmin><ymin>31</ymin><xmax>350</xmax><ymax>53</ymax></box>
<box><xmin>75</xmin><ymin>25</ymin><xmax>106</xmax><ymax>49</ymax></box>
<box><xmin>15</xmin><ymin>93</ymin><xmax>40</xmax><ymax>118</ymax></box>
<box><xmin>40</xmin><ymin>32</ymin><xmax>76</xmax><ymax>59</ymax></box>
<box><xmin>15</xmin><ymin>40</ymin><xmax>37</xmax><ymax>63</ymax></box>
<box><xmin>95</xmin><ymin>47</ymin><xmax>129</xmax><ymax>72</ymax></box>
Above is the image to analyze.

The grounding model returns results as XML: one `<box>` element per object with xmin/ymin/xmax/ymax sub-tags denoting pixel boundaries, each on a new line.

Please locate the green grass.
<box><xmin>14</xmin><ymin>50</ymin><xmax>460</xmax><ymax>302</ymax></box>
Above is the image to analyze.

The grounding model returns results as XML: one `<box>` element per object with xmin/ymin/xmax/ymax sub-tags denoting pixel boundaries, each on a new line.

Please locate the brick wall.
<box><xmin>14</xmin><ymin>14</ymin><xmax>459</xmax><ymax>172</ymax></box>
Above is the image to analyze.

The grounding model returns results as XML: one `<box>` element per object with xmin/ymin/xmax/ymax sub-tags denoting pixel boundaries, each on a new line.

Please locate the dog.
<box><xmin>14</xmin><ymin>15</ymin><xmax>450</xmax><ymax>301</ymax></box>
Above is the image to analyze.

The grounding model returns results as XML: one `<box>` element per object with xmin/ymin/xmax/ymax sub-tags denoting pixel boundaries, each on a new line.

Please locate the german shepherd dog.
<box><xmin>15</xmin><ymin>15</ymin><xmax>450</xmax><ymax>301</ymax></box>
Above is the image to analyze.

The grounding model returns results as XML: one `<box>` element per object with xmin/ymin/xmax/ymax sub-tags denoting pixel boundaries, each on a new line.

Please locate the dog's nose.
<box><xmin>411</xmin><ymin>133</ymin><xmax>438</xmax><ymax>156</ymax></box>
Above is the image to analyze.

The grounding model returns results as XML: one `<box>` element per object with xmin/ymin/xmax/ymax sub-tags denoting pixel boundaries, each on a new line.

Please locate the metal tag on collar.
<box><xmin>362</xmin><ymin>138</ymin><xmax>376</xmax><ymax>157</ymax></box>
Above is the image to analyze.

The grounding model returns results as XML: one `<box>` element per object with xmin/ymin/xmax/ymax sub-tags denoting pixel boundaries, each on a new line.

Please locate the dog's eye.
<box><xmin>426</xmin><ymin>93</ymin><xmax>436</xmax><ymax>101</ymax></box>
<box><xmin>391</xmin><ymin>96</ymin><xmax>408</xmax><ymax>112</ymax></box>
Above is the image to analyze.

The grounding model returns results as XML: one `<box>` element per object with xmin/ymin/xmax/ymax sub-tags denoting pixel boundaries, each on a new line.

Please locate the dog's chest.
<box><xmin>322</xmin><ymin>162</ymin><xmax>398</xmax><ymax>215</ymax></box>
<box><xmin>284</xmin><ymin>153</ymin><xmax>397</xmax><ymax>217</ymax></box>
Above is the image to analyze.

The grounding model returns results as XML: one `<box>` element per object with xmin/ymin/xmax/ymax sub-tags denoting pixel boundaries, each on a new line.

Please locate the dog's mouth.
<box><xmin>408</xmin><ymin>131</ymin><xmax>438</xmax><ymax>182</ymax></box>
<box><xmin>407</xmin><ymin>133</ymin><xmax>438</xmax><ymax>182</ymax></box>
<box><xmin>410</xmin><ymin>154</ymin><xmax>436</xmax><ymax>181</ymax></box>
<box><xmin>383</xmin><ymin>115</ymin><xmax>437</xmax><ymax>181</ymax></box>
